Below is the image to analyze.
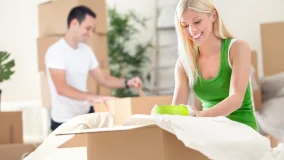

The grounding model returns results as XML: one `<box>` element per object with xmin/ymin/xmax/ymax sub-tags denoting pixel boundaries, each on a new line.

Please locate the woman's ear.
<box><xmin>212</xmin><ymin>9</ymin><xmax>218</xmax><ymax>22</ymax></box>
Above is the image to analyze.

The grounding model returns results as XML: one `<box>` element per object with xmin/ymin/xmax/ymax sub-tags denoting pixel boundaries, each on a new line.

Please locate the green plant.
<box><xmin>107</xmin><ymin>7</ymin><xmax>152</xmax><ymax>98</ymax></box>
<box><xmin>0</xmin><ymin>51</ymin><xmax>15</xmax><ymax>83</ymax></box>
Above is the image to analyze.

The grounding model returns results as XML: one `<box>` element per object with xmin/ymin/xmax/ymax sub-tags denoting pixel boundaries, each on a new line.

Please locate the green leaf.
<box><xmin>107</xmin><ymin>7</ymin><xmax>152</xmax><ymax>98</ymax></box>
<box><xmin>0</xmin><ymin>51</ymin><xmax>16</xmax><ymax>83</ymax></box>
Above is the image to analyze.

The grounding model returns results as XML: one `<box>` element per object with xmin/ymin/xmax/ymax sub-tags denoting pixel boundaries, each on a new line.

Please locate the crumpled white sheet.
<box><xmin>124</xmin><ymin>114</ymin><xmax>284</xmax><ymax>160</ymax></box>
<box><xmin>24</xmin><ymin>113</ymin><xmax>284</xmax><ymax>160</ymax></box>
<box><xmin>24</xmin><ymin>112</ymin><xmax>114</xmax><ymax>160</ymax></box>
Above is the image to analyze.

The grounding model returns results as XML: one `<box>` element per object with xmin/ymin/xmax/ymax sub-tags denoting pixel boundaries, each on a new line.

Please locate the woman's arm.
<box><xmin>197</xmin><ymin>40</ymin><xmax>252</xmax><ymax>117</ymax></box>
<box><xmin>172</xmin><ymin>58</ymin><xmax>190</xmax><ymax>105</ymax></box>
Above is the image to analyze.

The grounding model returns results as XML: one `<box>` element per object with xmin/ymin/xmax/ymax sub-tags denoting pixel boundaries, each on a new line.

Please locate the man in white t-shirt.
<box><xmin>45</xmin><ymin>5</ymin><xmax>142</xmax><ymax>131</ymax></box>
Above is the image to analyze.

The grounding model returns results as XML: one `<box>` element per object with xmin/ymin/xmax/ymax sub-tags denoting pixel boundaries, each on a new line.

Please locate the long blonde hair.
<box><xmin>175</xmin><ymin>0</ymin><xmax>233</xmax><ymax>87</ymax></box>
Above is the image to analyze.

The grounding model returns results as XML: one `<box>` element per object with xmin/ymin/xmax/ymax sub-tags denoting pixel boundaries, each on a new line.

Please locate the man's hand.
<box><xmin>127</xmin><ymin>77</ymin><xmax>143</xmax><ymax>88</ymax></box>
<box><xmin>87</xmin><ymin>95</ymin><xmax>118</xmax><ymax>104</ymax></box>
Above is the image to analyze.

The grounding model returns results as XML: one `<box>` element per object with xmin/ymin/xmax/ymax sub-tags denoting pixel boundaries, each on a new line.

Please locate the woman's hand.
<box><xmin>188</xmin><ymin>105</ymin><xmax>203</xmax><ymax>117</ymax></box>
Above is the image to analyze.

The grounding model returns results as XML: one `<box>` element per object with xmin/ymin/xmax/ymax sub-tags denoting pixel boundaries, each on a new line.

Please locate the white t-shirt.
<box><xmin>45</xmin><ymin>38</ymin><xmax>99</xmax><ymax>123</ymax></box>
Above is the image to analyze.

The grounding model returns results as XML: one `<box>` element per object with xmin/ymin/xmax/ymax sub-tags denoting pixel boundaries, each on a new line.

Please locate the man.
<box><xmin>45</xmin><ymin>5</ymin><xmax>142</xmax><ymax>131</ymax></box>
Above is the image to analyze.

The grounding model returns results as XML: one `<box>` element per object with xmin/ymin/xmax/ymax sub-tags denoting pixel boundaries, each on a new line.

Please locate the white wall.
<box><xmin>0</xmin><ymin>0</ymin><xmax>283</xmax><ymax>103</ymax></box>
<box><xmin>0</xmin><ymin>0</ymin><xmax>40</xmax><ymax>102</ymax></box>
<box><xmin>213</xmin><ymin>0</ymin><xmax>284</xmax><ymax>78</ymax></box>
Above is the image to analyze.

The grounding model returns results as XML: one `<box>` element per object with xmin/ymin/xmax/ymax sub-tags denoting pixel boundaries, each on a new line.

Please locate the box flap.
<box><xmin>58</xmin><ymin>134</ymin><xmax>86</xmax><ymax>148</ymax></box>
<box><xmin>56</xmin><ymin>124</ymin><xmax>156</xmax><ymax>136</ymax></box>
<box><xmin>57</xmin><ymin>124</ymin><xmax>157</xmax><ymax>149</ymax></box>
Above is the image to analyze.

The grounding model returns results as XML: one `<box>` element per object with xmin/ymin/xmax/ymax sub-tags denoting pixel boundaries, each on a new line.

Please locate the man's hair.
<box><xmin>67</xmin><ymin>5</ymin><xmax>96</xmax><ymax>28</ymax></box>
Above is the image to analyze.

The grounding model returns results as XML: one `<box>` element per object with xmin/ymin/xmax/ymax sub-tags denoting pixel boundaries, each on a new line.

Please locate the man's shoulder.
<box><xmin>78</xmin><ymin>42</ymin><xmax>92</xmax><ymax>52</ymax></box>
<box><xmin>46</xmin><ymin>39</ymin><xmax>66</xmax><ymax>56</ymax></box>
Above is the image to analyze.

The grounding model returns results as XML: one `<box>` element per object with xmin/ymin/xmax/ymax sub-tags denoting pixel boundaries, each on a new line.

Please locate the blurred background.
<box><xmin>0</xmin><ymin>0</ymin><xmax>283</xmax><ymax>159</ymax></box>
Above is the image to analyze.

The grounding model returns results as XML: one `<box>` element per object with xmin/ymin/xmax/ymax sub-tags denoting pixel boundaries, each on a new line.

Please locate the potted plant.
<box><xmin>107</xmin><ymin>7</ymin><xmax>152</xmax><ymax>98</ymax></box>
<box><xmin>0</xmin><ymin>51</ymin><xmax>16</xmax><ymax>110</ymax></box>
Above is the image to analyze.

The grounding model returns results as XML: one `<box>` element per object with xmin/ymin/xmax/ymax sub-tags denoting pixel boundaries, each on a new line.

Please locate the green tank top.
<box><xmin>193</xmin><ymin>38</ymin><xmax>259</xmax><ymax>131</ymax></box>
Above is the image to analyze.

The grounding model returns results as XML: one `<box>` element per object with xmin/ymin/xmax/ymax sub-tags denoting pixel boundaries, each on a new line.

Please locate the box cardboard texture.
<box><xmin>38</xmin><ymin>0</ymin><xmax>107</xmax><ymax>36</ymax></box>
<box><xmin>251</xmin><ymin>51</ymin><xmax>262</xmax><ymax>111</ymax></box>
<box><xmin>0</xmin><ymin>143</ymin><xmax>36</xmax><ymax>160</ymax></box>
<box><xmin>261</xmin><ymin>22</ymin><xmax>284</xmax><ymax>76</ymax></box>
<box><xmin>0</xmin><ymin>112</ymin><xmax>23</xmax><ymax>144</ymax></box>
<box><xmin>37</xmin><ymin>34</ymin><xmax>109</xmax><ymax>71</ymax></box>
<box><xmin>58</xmin><ymin>125</ymin><xmax>209</xmax><ymax>160</ymax></box>
<box><xmin>95</xmin><ymin>96</ymin><xmax>172</xmax><ymax>124</ymax></box>
<box><xmin>40</xmin><ymin>72</ymin><xmax>52</xmax><ymax>108</ymax></box>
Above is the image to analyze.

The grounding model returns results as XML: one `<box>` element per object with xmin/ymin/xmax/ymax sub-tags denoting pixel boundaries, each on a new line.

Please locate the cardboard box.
<box><xmin>95</xmin><ymin>96</ymin><xmax>172</xmax><ymax>124</ymax></box>
<box><xmin>37</xmin><ymin>34</ymin><xmax>109</xmax><ymax>71</ymax></box>
<box><xmin>0</xmin><ymin>112</ymin><xmax>23</xmax><ymax>144</ymax></box>
<box><xmin>251</xmin><ymin>51</ymin><xmax>262</xmax><ymax>111</ymax></box>
<box><xmin>40</xmin><ymin>72</ymin><xmax>51</xmax><ymax>108</ymax></box>
<box><xmin>0</xmin><ymin>143</ymin><xmax>36</xmax><ymax>160</ymax></box>
<box><xmin>38</xmin><ymin>0</ymin><xmax>107</xmax><ymax>36</ymax></box>
<box><xmin>58</xmin><ymin>125</ymin><xmax>209</xmax><ymax>160</ymax></box>
<box><xmin>261</xmin><ymin>22</ymin><xmax>284</xmax><ymax>76</ymax></box>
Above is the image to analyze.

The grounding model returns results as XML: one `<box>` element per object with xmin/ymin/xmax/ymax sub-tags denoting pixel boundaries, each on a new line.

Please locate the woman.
<box><xmin>172</xmin><ymin>0</ymin><xmax>259</xmax><ymax>131</ymax></box>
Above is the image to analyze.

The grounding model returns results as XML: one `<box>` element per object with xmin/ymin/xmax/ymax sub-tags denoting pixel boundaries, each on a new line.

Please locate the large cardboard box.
<box><xmin>0</xmin><ymin>143</ymin><xmax>36</xmax><ymax>160</ymax></box>
<box><xmin>251</xmin><ymin>51</ymin><xmax>262</xmax><ymax>111</ymax></box>
<box><xmin>58</xmin><ymin>125</ymin><xmax>209</xmax><ymax>160</ymax></box>
<box><xmin>40</xmin><ymin>72</ymin><xmax>51</xmax><ymax>108</ymax></box>
<box><xmin>261</xmin><ymin>22</ymin><xmax>284</xmax><ymax>76</ymax></box>
<box><xmin>37</xmin><ymin>34</ymin><xmax>109</xmax><ymax>71</ymax></box>
<box><xmin>38</xmin><ymin>0</ymin><xmax>107</xmax><ymax>36</ymax></box>
<box><xmin>95</xmin><ymin>96</ymin><xmax>172</xmax><ymax>124</ymax></box>
<box><xmin>0</xmin><ymin>112</ymin><xmax>23</xmax><ymax>144</ymax></box>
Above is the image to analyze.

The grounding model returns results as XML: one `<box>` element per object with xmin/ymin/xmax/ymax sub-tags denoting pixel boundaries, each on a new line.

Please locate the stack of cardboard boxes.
<box><xmin>36</xmin><ymin>0</ymin><xmax>173</xmax><ymax>126</ymax></box>
<box><xmin>37</xmin><ymin>0</ymin><xmax>111</xmax><ymax>108</ymax></box>
<box><xmin>0</xmin><ymin>112</ymin><xmax>36</xmax><ymax>160</ymax></box>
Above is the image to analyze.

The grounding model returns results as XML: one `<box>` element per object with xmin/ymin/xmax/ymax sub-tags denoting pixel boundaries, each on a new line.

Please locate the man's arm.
<box><xmin>49</xmin><ymin>68</ymin><xmax>100</xmax><ymax>102</ymax></box>
<box><xmin>89</xmin><ymin>67</ymin><xmax>143</xmax><ymax>88</ymax></box>
<box><xmin>89</xmin><ymin>67</ymin><xmax>126</xmax><ymax>88</ymax></box>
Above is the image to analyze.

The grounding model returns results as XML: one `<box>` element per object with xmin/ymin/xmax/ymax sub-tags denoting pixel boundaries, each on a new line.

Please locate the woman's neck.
<box><xmin>198</xmin><ymin>34</ymin><xmax>222</xmax><ymax>57</ymax></box>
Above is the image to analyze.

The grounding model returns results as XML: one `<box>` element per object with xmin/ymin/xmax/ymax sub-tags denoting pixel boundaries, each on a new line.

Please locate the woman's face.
<box><xmin>180</xmin><ymin>9</ymin><xmax>217</xmax><ymax>46</ymax></box>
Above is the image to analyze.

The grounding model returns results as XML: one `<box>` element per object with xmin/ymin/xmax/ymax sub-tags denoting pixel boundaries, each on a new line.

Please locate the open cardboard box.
<box><xmin>94</xmin><ymin>96</ymin><xmax>173</xmax><ymax>125</ymax></box>
<box><xmin>57</xmin><ymin>124</ymin><xmax>209</xmax><ymax>160</ymax></box>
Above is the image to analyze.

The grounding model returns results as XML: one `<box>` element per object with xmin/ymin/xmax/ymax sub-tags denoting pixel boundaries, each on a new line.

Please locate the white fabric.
<box><xmin>45</xmin><ymin>38</ymin><xmax>99</xmax><ymax>122</ymax></box>
<box><xmin>25</xmin><ymin>113</ymin><xmax>284</xmax><ymax>160</ymax></box>
<box><xmin>124</xmin><ymin>115</ymin><xmax>282</xmax><ymax>160</ymax></box>
<box><xmin>24</xmin><ymin>112</ymin><xmax>114</xmax><ymax>160</ymax></box>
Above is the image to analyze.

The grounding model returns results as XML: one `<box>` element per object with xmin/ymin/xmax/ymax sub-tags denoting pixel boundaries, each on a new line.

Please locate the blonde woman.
<box><xmin>172</xmin><ymin>0</ymin><xmax>259</xmax><ymax>131</ymax></box>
